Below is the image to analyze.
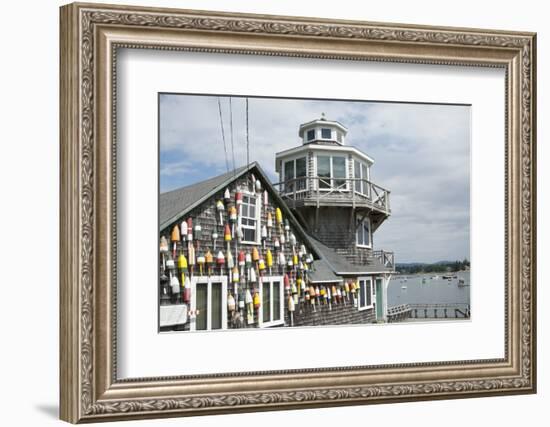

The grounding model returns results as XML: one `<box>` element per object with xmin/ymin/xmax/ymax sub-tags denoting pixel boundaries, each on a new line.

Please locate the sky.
<box><xmin>159</xmin><ymin>94</ymin><xmax>470</xmax><ymax>264</ymax></box>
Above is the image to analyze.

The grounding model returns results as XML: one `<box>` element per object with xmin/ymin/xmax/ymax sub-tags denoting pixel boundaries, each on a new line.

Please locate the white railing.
<box><xmin>274</xmin><ymin>176</ymin><xmax>391</xmax><ymax>214</ymax></box>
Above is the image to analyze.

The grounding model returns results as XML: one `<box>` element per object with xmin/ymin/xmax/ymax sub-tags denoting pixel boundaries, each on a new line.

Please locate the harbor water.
<box><xmin>387</xmin><ymin>271</ymin><xmax>470</xmax><ymax>307</ymax></box>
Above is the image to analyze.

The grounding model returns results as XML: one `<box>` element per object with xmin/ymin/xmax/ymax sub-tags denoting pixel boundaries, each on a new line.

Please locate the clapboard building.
<box><xmin>159</xmin><ymin>117</ymin><xmax>394</xmax><ymax>332</ymax></box>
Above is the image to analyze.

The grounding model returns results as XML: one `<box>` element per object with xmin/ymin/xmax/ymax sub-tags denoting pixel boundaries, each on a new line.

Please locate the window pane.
<box><xmin>356</xmin><ymin>218</ymin><xmax>363</xmax><ymax>245</ymax></box>
<box><xmin>359</xmin><ymin>280</ymin><xmax>366</xmax><ymax>307</ymax></box>
<box><xmin>296</xmin><ymin>157</ymin><xmax>307</xmax><ymax>190</ymax></box>
<box><xmin>284</xmin><ymin>161</ymin><xmax>294</xmax><ymax>192</ymax></box>
<box><xmin>307</xmin><ymin>129</ymin><xmax>315</xmax><ymax>141</ymax></box>
<box><xmin>363</xmin><ymin>221</ymin><xmax>370</xmax><ymax>246</ymax></box>
<box><xmin>354</xmin><ymin>160</ymin><xmax>361</xmax><ymax>192</ymax></box>
<box><xmin>195</xmin><ymin>283</ymin><xmax>208</xmax><ymax>330</ymax></box>
<box><xmin>243</xmin><ymin>228</ymin><xmax>256</xmax><ymax>242</ymax></box>
<box><xmin>273</xmin><ymin>282</ymin><xmax>281</xmax><ymax>321</ymax></box>
<box><xmin>337</xmin><ymin>131</ymin><xmax>342</xmax><ymax>143</ymax></box>
<box><xmin>333</xmin><ymin>157</ymin><xmax>346</xmax><ymax>188</ymax></box>
<box><xmin>211</xmin><ymin>282</ymin><xmax>222</xmax><ymax>330</ymax></box>
<box><xmin>321</xmin><ymin>128</ymin><xmax>331</xmax><ymax>139</ymax></box>
<box><xmin>317</xmin><ymin>156</ymin><xmax>331</xmax><ymax>189</ymax></box>
<box><xmin>262</xmin><ymin>281</ymin><xmax>270</xmax><ymax>322</ymax></box>
<box><xmin>362</xmin><ymin>163</ymin><xmax>368</xmax><ymax>194</ymax></box>
<box><xmin>366</xmin><ymin>281</ymin><xmax>372</xmax><ymax>306</ymax></box>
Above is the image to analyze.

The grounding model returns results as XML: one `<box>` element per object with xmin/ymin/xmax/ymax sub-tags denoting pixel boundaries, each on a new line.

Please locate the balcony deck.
<box><xmin>273</xmin><ymin>176</ymin><xmax>391</xmax><ymax>215</ymax></box>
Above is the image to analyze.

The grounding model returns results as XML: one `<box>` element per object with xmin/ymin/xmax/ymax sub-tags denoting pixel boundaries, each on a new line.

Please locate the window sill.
<box><xmin>356</xmin><ymin>244</ymin><xmax>372</xmax><ymax>249</ymax></box>
<box><xmin>358</xmin><ymin>305</ymin><xmax>374</xmax><ymax>312</ymax></box>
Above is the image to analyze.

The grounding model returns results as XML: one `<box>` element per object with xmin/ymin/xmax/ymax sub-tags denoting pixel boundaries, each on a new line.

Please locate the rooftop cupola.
<box><xmin>298</xmin><ymin>113</ymin><xmax>348</xmax><ymax>146</ymax></box>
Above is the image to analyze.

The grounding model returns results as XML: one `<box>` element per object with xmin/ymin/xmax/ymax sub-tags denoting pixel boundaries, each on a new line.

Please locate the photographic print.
<box><xmin>158</xmin><ymin>94</ymin><xmax>471</xmax><ymax>332</ymax></box>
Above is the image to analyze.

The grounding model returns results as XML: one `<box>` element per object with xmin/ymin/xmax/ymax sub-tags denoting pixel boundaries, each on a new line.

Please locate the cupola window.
<box><xmin>321</xmin><ymin>128</ymin><xmax>332</xmax><ymax>139</ymax></box>
<box><xmin>307</xmin><ymin>129</ymin><xmax>315</xmax><ymax>141</ymax></box>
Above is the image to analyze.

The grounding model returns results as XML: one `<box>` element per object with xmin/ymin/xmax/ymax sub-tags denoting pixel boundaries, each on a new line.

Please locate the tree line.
<box><xmin>395</xmin><ymin>259</ymin><xmax>470</xmax><ymax>275</ymax></box>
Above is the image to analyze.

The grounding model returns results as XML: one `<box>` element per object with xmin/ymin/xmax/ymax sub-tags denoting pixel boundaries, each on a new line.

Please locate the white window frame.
<box><xmin>357</xmin><ymin>276</ymin><xmax>374</xmax><ymax>311</ymax></box>
<box><xmin>320</xmin><ymin>127</ymin><xmax>333</xmax><ymax>140</ymax></box>
<box><xmin>355</xmin><ymin>216</ymin><xmax>372</xmax><ymax>248</ymax></box>
<box><xmin>258</xmin><ymin>275</ymin><xmax>285</xmax><ymax>328</ymax></box>
<box><xmin>283</xmin><ymin>156</ymin><xmax>308</xmax><ymax>194</ymax></box>
<box><xmin>316</xmin><ymin>154</ymin><xmax>348</xmax><ymax>191</ymax></box>
<box><xmin>353</xmin><ymin>159</ymin><xmax>371</xmax><ymax>197</ymax></box>
<box><xmin>190</xmin><ymin>275</ymin><xmax>228</xmax><ymax>331</ymax></box>
<box><xmin>238</xmin><ymin>191</ymin><xmax>260</xmax><ymax>245</ymax></box>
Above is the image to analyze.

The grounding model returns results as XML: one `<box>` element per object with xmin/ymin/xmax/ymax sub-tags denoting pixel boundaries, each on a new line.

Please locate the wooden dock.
<box><xmin>387</xmin><ymin>303</ymin><xmax>470</xmax><ymax>322</ymax></box>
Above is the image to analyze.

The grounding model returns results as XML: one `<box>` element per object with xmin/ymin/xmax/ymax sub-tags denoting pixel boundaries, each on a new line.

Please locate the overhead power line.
<box><xmin>217</xmin><ymin>97</ymin><xmax>229</xmax><ymax>173</ymax></box>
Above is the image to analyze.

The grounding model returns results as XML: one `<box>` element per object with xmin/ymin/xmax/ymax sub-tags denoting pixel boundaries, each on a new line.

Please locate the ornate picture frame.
<box><xmin>59</xmin><ymin>2</ymin><xmax>536</xmax><ymax>423</ymax></box>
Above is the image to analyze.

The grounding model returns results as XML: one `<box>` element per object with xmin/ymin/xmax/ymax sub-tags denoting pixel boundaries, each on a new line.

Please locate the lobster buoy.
<box><xmin>275</xmin><ymin>207</ymin><xmax>283</xmax><ymax>225</ymax></box>
<box><xmin>226</xmin><ymin>249</ymin><xmax>234</xmax><ymax>269</ymax></box>
<box><xmin>159</xmin><ymin>235</ymin><xmax>168</xmax><ymax>253</ymax></box>
<box><xmin>183</xmin><ymin>277</ymin><xmax>191</xmax><ymax>303</ymax></box>
<box><xmin>229</xmin><ymin>206</ymin><xmax>237</xmax><ymax>221</ymax></box>
<box><xmin>212</xmin><ymin>232</ymin><xmax>218</xmax><ymax>250</ymax></box>
<box><xmin>274</xmin><ymin>238</ymin><xmax>280</xmax><ymax>249</ymax></box>
<box><xmin>171</xmin><ymin>225</ymin><xmax>180</xmax><ymax>243</ymax></box>
<box><xmin>224</xmin><ymin>187</ymin><xmax>231</xmax><ymax>203</ymax></box>
<box><xmin>166</xmin><ymin>259</ymin><xmax>175</xmax><ymax>270</ymax></box>
<box><xmin>235</xmin><ymin>191</ymin><xmax>243</xmax><ymax>205</ymax></box>
<box><xmin>197</xmin><ymin>254</ymin><xmax>205</xmax><ymax>276</ymax></box>
<box><xmin>258</xmin><ymin>258</ymin><xmax>266</xmax><ymax>272</ymax></box>
<box><xmin>250</xmin><ymin>268</ymin><xmax>257</xmax><ymax>283</ymax></box>
<box><xmin>253</xmin><ymin>291</ymin><xmax>261</xmax><ymax>309</ymax></box>
<box><xmin>232</xmin><ymin>266</ymin><xmax>240</xmax><ymax>283</ymax></box>
<box><xmin>216</xmin><ymin>251</ymin><xmax>225</xmax><ymax>275</ymax></box>
<box><xmin>288</xmin><ymin>295</ymin><xmax>295</xmax><ymax>312</ymax></box>
<box><xmin>280</xmin><ymin>233</ymin><xmax>286</xmax><ymax>245</ymax></box>
<box><xmin>238</xmin><ymin>250</ymin><xmax>245</xmax><ymax>276</ymax></box>
<box><xmin>180</xmin><ymin>221</ymin><xmax>188</xmax><ymax>242</ymax></box>
<box><xmin>170</xmin><ymin>275</ymin><xmax>180</xmax><ymax>294</ymax></box>
<box><xmin>252</xmin><ymin>247</ymin><xmax>260</xmax><ymax>262</ymax></box>
<box><xmin>194</xmin><ymin>224</ymin><xmax>202</xmax><ymax>242</ymax></box>
<box><xmin>186</xmin><ymin>218</ymin><xmax>193</xmax><ymax>241</ymax></box>
<box><xmin>177</xmin><ymin>253</ymin><xmax>188</xmax><ymax>283</ymax></box>
<box><xmin>187</xmin><ymin>242</ymin><xmax>196</xmax><ymax>268</ymax></box>
<box><xmin>267</xmin><ymin>212</ymin><xmax>273</xmax><ymax>237</ymax></box>
<box><xmin>170</xmin><ymin>225</ymin><xmax>180</xmax><ymax>258</ymax></box>
<box><xmin>216</xmin><ymin>200</ymin><xmax>225</xmax><ymax>225</ymax></box>
<box><xmin>245</xmin><ymin>252</ymin><xmax>252</xmax><ymax>277</ymax></box>
<box><xmin>278</xmin><ymin>252</ymin><xmax>286</xmax><ymax>266</ymax></box>
<box><xmin>266</xmin><ymin>250</ymin><xmax>273</xmax><ymax>274</ymax></box>
<box><xmin>205</xmin><ymin>250</ymin><xmax>213</xmax><ymax>265</ymax></box>
<box><xmin>293</xmin><ymin>254</ymin><xmax>299</xmax><ymax>266</ymax></box>
<box><xmin>284</xmin><ymin>274</ymin><xmax>290</xmax><ymax>292</ymax></box>
<box><xmin>236</xmin><ymin>225</ymin><xmax>244</xmax><ymax>241</ymax></box>
<box><xmin>261</xmin><ymin>225</ymin><xmax>267</xmax><ymax>247</ymax></box>
<box><xmin>227</xmin><ymin>293</ymin><xmax>236</xmax><ymax>312</ymax></box>
<box><xmin>224</xmin><ymin>224</ymin><xmax>232</xmax><ymax>242</ymax></box>
<box><xmin>245</xmin><ymin>289</ymin><xmax>254</xmax><ymax>324</ymax></box>
<box><xmin>255</xmin><ymin>179</ymin><xmax>262</xmax><ymax>192</ymax></box>
<box><xmin>289</xmin><ymin>233</ymin><xmax>297</xmax><ymax>247</ymax></box>
<box><xmin>263</xmin><ymin>190</ymin><xmax>268</xmax><ymax>206</ymax></box>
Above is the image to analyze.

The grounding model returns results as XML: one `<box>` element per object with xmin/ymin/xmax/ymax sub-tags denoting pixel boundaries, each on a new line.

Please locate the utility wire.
<box><xmin>217</xmin><ymin>97</ymin><xmax>229</xmax><ymax>173</ymax></box>
<box><xmin>229</xmin><ymin>97</ymin><xmax>236</xmax><ymax>174</ymax></box>
<box><xmin>246</xmin><ymin>97</ymin><xmax>250</xmax><ymax>170</ymax></box>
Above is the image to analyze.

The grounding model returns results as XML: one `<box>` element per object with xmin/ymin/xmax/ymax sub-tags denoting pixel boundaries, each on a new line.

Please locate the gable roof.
<box><xmin>160</xmin><ymin>164</ymin><xmax>249</xmax><ymax>229</ymax></box>
<box><xmin>159</xmin><ymin>162</ymin><xmax>321</xmax><ymax>259</ymax></box>
<box><xmin>307</xmin><ymin>235</ymin><xmax>390</xmax><ymax>275</ymax></box>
